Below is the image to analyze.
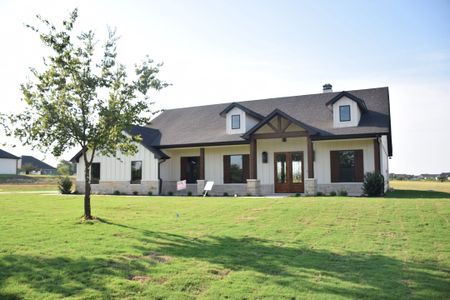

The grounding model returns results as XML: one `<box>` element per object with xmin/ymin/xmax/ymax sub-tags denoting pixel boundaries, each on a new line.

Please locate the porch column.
<box><xmin>199</xmin><ymin>147</ymin><xmax>205</xmax><ymax>180</ymax></box>
<box><xmin>249</xmin><ymin>137</ymin><xmax>257</xmax><ymax>179</ymax></box>
<box><xmin>307</xmin><ymin>136</ymin><xmax>314</xmax><ymax>178</ymax></box>
<box><xmin>305</xmin><ymin>136</ymin><xmax>317</xmax><ymax>195</ymax></box>
<box><xmin>374</xmin><ymin>138</ymin><xmax>380</xmax><ymax>173</ymax></box>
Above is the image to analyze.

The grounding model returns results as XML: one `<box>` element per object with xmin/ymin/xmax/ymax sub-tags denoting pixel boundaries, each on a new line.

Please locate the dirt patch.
<box><xmin>144</xmin><ymin>252</ymin><xmax>172</xmax><ymax>263</ymax></box>
<box><xmin>123</xmin><ymin>252</ymin><xmax>173</xmax><ymax>264</ymax></box>
<box><xmin>208</xmin><ymin>269</ymin><xmax>231</xmax><ymax>279</ymax></box>
<box><xmin>129</xmin><ymin>275</ymin><xmax>151</xmax><ymax>283</ymax></box>
<box><xmin>236</xmin><ymin>215</ymin><xmax>257</xmax><ymax>222</ymax></box>
<box><xmin>250</xmin><ymin>208</ymin><xmax>269</xmax><ymax>212</ymax></box>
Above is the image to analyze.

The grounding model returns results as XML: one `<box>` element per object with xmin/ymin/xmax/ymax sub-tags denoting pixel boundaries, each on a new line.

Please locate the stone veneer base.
<box><xmin>75</xmin><ymin>181</ymin><xmax>159</xmax><ymax>195</ymax></box>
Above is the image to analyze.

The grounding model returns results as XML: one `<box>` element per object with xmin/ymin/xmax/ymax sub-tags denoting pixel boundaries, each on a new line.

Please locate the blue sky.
<box><xmin>0</xmin><ymin>0</ymin><xmax>449</xmax><ymax>174</ymax></box>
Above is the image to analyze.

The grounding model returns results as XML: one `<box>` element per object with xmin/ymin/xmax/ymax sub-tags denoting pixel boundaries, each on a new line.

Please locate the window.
<box><xmin>339</xmin><ymin>105</ymin><xmax>351</xmax><ymax>122</ymax></box>
<box><xmin>231</xmin><ymin>115</ymin><xmax>240</xmax><ymax>129</ymax></box>
<box><xmin>330</xmin><ymin>150</ymin><xmax>364</xmax><ymax>182</ymax></box>
<box><xmin>181</xmin><ymin>156</ymin><xmax>200</xmax><ymax>184</ymax></box>
<box><xmin>91</xmin><ymin>163</ymin><xmax>100</xmax><ymax>184</ymax></box>
<box><xmin>131</xmin><ymin>161</ymin><xmax>142</xmax><ymax>184</ymax></box>
<box><xmin>223</xmin><ymin>154</ymin><xmax>249</xmax><ymax>183</ymax></box>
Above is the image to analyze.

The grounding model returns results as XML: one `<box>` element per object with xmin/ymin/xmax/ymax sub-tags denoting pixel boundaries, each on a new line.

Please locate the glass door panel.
<box><xmin>291</xmin><ymin>152</ymin><xmax>303</xmax><ymax>183</ymax></box>
<box><xmin>275</xmin><ymin>153</ymin><xmax>287</xmax><ymax>183</ymax></box>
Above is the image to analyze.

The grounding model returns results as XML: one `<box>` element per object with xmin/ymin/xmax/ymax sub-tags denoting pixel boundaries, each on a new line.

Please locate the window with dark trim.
<box><xmin>231</xmin><ymin>115</ymin><xmax>241</xmax><ymax>129</ymax></box>
<box><xmin>180</xmin><ymin>156</ymin><xmax>200</xmax><ymax>184</ymax></box>
<box><xmin>339</xmin><ymin>105</ymin><xmax>351</xmax><ymax>122</ymax></box>
<box><xmin>330</xmin><ymin>150</ymin><xmax>364</xmax><ymax>182</ymax></box>
<box><xmin>223</xmin><ymin>154</ymin><xmax>249</xmax><ymax>183</ymax></box>
<box><xmin>131</xmin><ymin>161</ymin><xmax>142</xmax><ymax>184</ymax></box>
<box><xmin>91</xmin><ymin>163</ymin><xmax>100</xmax><ymax>184</ymax></box>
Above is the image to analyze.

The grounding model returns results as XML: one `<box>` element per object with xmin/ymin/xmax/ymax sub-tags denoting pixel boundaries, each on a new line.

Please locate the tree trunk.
<box><xmin>84</xmin><ymin>164</ymin><xmax>92</xmax><ymax>220</ymax></box>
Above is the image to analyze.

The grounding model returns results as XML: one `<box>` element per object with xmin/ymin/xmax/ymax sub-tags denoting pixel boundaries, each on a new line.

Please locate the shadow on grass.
<box><xmin>2</xmin><ymin>220</ymin><xmax>448</xmax><ymax>299</ymax></box>
<box><xmin>386</xmin><ymin>189</ymin><xmax>450</xmax><ymax>199</ymax></box>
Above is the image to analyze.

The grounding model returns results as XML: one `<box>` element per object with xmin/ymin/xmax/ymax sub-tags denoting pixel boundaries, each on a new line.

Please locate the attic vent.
<box><xmin>323</xmin><ymin>83</ymin><xmax>333</xmax><ymax>93</ymax></box>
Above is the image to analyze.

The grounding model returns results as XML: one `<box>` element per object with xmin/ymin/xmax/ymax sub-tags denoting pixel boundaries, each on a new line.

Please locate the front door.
<box><xmin>274</xmin><ymin>152</ymin><xmax>304</xmax><ymax>193</ymax></box>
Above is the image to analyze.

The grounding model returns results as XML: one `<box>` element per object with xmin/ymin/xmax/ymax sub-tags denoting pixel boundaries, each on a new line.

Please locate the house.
<box><xmin>0</xmin><ymin>149</ymin><xmax>19</xmax><ymax>175</ymax></box>
<box><xmin>72</xmin><ymin>85</ymin><xmax>393</xmax><ymax>196</ymax></box>
<box><xmin>18</xmin><ymin>156</ymin><xmax>57</xmax><ymax>175</ymax></box>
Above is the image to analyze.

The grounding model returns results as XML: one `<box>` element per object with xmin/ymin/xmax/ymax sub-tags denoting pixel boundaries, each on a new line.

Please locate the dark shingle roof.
<box><xmin>148</xmin><ymin>87</ymin><xmax>391</xmax><ymax>147</ymax></box>
<box><xmin>21</xmin><ymin>156</ymin><xmax>55</xmax><ymax>170</ymax></box>
<box><xmin>0</xmin><ymin>149</ymin><xmax>19</xmax><ymax>159</ymax></box>
<box><xmin>70</xmin><ymin>126</ymin><xmax>170</xmax><ymax>162</ymax></box>
<box><xmin>127</xmin><ymin>126</ymin><xmax>170</xmax><ymax>159</ymax></box>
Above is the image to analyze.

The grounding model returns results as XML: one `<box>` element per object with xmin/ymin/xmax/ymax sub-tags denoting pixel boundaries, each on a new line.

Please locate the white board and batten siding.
<box><xmin>332</xmin><ymin>96</ymin><xmax>362</xmax><ymax>128</ymax></box>
<box><xmin>313</xmin><ymin>138</ymin><xmax>375</xmax><ymax>184</ymax></box>
<box><xmin>225</xmin><ymin>107</ymin><xmax>259</xmax><ymax>134</ymax></box>
<box><xmin>76</xmin><ymin>143</ymin><xmax>159</xmax><ymax>182</ymax></box>
<box><xmin>0</xmin><ymin>158</ymin><xmax>17</xmax><ymax>174</ymax></box>
<box><xmin>160</xmin><ymin>145</ymin><xmax>250</xmax><ymax>184</ymax></box>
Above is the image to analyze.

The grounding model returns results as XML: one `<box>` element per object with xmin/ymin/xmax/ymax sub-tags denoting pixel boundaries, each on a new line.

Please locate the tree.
<box><xmin>57</xmin><ymin>159</ymin><xmax>74</xmax><ymax>176</ymax></box>
<box><xmin>20</xmin><ymin>163</ymin><xmax>38</xmax><ymax>175</ymax></box>
<box><xmin>9</xmin><ymin>9</ymin><xmax>168</xmax><ymax>219</ymax></box>
<box><xmin>437</xmin><ymin>174</ymin><xmax>448</xmax><ymax>182</ymax></box>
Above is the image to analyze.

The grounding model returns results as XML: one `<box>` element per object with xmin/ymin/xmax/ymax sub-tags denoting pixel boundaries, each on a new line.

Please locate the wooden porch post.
<box><xmin>373</xmin><ymin>138</ymin><xmax>380</xmax><ymax>173</ymax></box>
<box><xmin>249</xmin><ymin>137</ymin><xmax>257</xmax><ymax>179</ymax></box>
<box><xmin>199</xmin><ymin>148</ymin><xmax>205</xmax><ymax>180</ymax></box>
<box><xmin>307</xmin><ymin>136</ymin><xmax>314</xmax><ymax>178</ymax></box>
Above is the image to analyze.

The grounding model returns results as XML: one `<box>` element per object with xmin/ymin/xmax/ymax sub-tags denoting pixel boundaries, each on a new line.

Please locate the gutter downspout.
<box><xmin>158</xmin><ymin>158</ymin><xmax>166</xmax><ymax>195</ymax></box>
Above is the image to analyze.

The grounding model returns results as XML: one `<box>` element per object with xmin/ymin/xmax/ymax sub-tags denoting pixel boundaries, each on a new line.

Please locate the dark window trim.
<box><xmin>180</xmin><ymin>156</ymin><xmax>200</xmax><ymax>184</ymax></box>
<box><xmin>330</xmin><ymin>149</ymin><xmax>364</xmax><ymax>183</ymax></box>
<box><xmin>130</xmin><ymin>160</ymin><xmax>142</xmax><ymax>184</ymax></box>
<box><xmin>231</xmin><ymin>114</ymin><xmax>241</xmax><ymax>129</ymax></box>
<box><xmin>339</xmin><ymin>105</ymin><xmax>351</xmax><ymax>122</ymax></box>
<box><xmin>91</xmin><ymin>162</ymin><xmax>100</xmax><ymax>184</ymax></box>
<box><xmin>223</xmin><ymin>154</ymin><xmax>249</xmax><ymax>184</ymax></box>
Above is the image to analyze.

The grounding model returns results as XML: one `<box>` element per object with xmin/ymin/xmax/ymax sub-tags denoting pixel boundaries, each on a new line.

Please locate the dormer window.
<box><xmin>231</xmin><ymin>115</ymin><xmax>240</xmax><ymax>129</ymax></box>
<box><xmin>339</xmin><ymin>105</ymin><xmax>351</xmax><ymax>122</ymax></box>
<box><xmin>326</xmin><ymin>91</ymin><xmax>367</xmax><ymax>128</ymax></box>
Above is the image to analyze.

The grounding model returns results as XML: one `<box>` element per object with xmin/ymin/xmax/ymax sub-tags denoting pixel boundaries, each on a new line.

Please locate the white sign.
<box><xmin>177</xmin><ymin>180</ymin><xmax>186</xmax><ymax>191</ymax></box>
<box><xmin>204</xmin><ymin>181</ymin><xmax>214</xmax><ymax>191</ymax></box>
<box><xmin>203</xmin><ymin>181</ymin><xmax>214</xmax><ymax>197</ymax></box>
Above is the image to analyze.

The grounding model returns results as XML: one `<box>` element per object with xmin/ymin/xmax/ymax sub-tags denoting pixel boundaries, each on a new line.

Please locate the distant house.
<box><xmin>0</xmin><ymin>149</ymin><xmax>19</xmax><ymax>175</ymax></box>
<box><xmin>18</xmin><ymin>156</ymin><xmax>57</xmax><ymax>175</ymax></box>
<box><xmin>72</xmin><ymin>85</ymin><xmax>393</xmax><ymax>196</ymax></box>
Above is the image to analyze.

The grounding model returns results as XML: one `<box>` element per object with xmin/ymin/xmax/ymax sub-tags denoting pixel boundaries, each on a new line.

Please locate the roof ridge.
<box><xmin>157</xmin><ymin>87</ymin><xmax>388</xmax><ymax>112</ymax></box>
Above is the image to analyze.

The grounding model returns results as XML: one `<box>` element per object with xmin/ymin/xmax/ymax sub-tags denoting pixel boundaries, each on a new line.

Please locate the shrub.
<box><xmin>148</xmin><ymin>191</ymin><xmax>153</xmax><ymax>196</ymax></box>
<box><xmin>362</xmin><ymin>172</ymin><xmax>385</xmax><ymax>196</ymax></box>
<box><xmin>168</xmin><ymin>191</ymin><xmax>174</xmax><ymax>196</ymax></box>
<box><xmin>329</xmin><ymin>191</ymin><xmax>337</xmax><ymax>196</ymax></box>
<box><xmin>437</xmin><ymin>174</ymin><xmax>448</xmax><ymax>182</ymax></box>
<box><xmin>339</xmin><ymin>190</ymin><xmax>348</xmax><ymax>196</ymax></box>
<box><xmin>187</xmin><ymin>191</ymin><xmax>192</xmax><ymax>196</ymax></box>
<box><xmin>223</xmin><ymin>192</ymin><xmax>229</xmax><ymax>197</ymax></box>
<box><xmin>316</xmin><ymin>191</ymin><xmax>324</xmax><ymax>196</ymax></box>
<box><xmin>132</xmin><ymin>191</ymin><xmax>138</xmax><ymax>196</ymax></box>
<box><xmin>58</xmin><ymin>176</ymin><xmax>72</xmax><ymax>194</ymax></box>
<box><xmin>113</xmin><ymin>190</ymin><xmax>120</xmax><ymax>195</ymax></box>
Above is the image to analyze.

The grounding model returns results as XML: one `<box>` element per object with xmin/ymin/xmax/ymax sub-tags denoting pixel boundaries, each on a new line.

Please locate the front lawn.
<box><xmin>0</xmin><ymin>193</ymin><xmax>449</xmax><ymax>299</ymax></box>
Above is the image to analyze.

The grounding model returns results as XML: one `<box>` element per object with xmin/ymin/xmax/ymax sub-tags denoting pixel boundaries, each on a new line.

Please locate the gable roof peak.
<box><xmin>325</xmin><ymin>91</ymin><xmax>368</xmax><ymax>112</ymax></box>
<box><xmin>219</xmin><ymin>102</ymin><xmax>264</xmax><ymax>120</ymax></box>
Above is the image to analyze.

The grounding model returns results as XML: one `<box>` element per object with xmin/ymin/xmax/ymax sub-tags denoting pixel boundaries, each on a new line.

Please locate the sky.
<box><xmin>0</xmin><ymin>0</ymin><xmax>449</xmax><ymax>174</ymax></box>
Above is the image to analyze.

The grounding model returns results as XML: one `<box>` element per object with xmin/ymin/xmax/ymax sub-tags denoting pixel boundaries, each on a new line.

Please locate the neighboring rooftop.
<box><xmin>0</xmin><ymin>149</ymin><xmax>19</xmax><ymax>159</ymax></box>
<box><xmin>21</xmin><ymin>156</ymin><xmax>56</xmax><ymax>170</ymax></box>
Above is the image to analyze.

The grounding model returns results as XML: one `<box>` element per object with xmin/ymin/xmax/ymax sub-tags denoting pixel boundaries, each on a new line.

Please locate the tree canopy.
<box><xmin>9</xmin><ymin>9</ymin><xmax>169</xmax><ymax>219</ymax></box>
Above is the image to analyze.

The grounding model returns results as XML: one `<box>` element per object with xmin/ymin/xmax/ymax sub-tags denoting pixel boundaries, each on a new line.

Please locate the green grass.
<box><xmin>391</xmin><ymin>180</ymin><xmax>450</xmax><ymax>193</ymax></box>
<box><xmin>0</xmin><ymin>175</ymin><xmax>76</xmax><ymax>192</ymax></box>
<box><xmin>0</xmin><ymin>192</ymin><xmax>449</xmax><ymax>299</ymax></box>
